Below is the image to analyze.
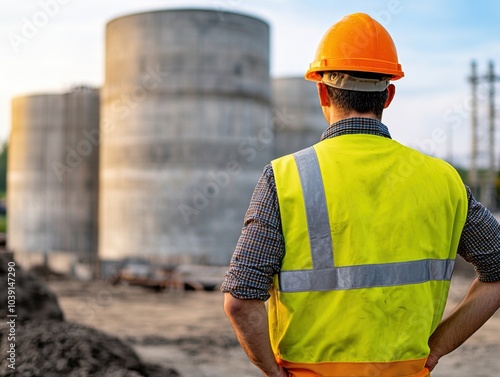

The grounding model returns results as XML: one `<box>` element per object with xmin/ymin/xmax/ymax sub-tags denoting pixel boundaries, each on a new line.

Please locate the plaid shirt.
<box><xmin>221</xmin><ymin>117</ymin><xmax>500</xmax><ymax>301</ymax></box>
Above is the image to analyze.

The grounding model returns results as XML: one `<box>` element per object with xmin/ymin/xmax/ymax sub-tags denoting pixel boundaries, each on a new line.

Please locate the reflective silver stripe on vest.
<box><xmin>293</xmin><ymin>147</ymin><xmax>334</xmax><ymax>269</ymax></box>
<box><xmin>279</xmin><ymin>147</ymin><xmax>455</xmax><ymax>293</ymax></box>
<box><xmin>279</xmin><ymin>259</ymin><xmax>455</xmax><ymax>292</ymax></box>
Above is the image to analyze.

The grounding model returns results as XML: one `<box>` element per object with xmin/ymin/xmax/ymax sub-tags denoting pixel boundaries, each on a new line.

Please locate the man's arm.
<box><xmin>221</xmin><ymin>165</ymin><xmax>286</xmax><ymax>375</ymax></box>
<box><xmin>224</xmin><ymin>293</ymin><xmax>288</xmax><ymax>377</ymax></box>
<box><xmin>426</xmin><ymin>278</ymin><xmax>500</xmax><ymax>371</ymax></box>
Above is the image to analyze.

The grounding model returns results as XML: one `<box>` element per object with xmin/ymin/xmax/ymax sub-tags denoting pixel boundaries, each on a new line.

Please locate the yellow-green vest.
<box><xmin>269</xmin><ymin>134</ymin><xmax>468</xmax><ymax>377</ymax></box>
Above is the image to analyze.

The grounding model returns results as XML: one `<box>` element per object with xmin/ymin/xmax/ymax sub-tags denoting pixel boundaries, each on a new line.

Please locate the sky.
<box><xmin>1</xmin><ymin>0</ymin><xmax>500</xmax><ymax>167</ymax></box>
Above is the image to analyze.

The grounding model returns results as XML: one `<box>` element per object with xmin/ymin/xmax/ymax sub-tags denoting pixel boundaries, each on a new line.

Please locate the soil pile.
<box><xmin>0</xmin><ymin>254</ymin><xmax>180</xmax><ymax>377</ymax></box>
<box><xmin>0</xmin><ymin>253</ymin><xmax>64</xmax><ymax>323</ymax></box>
<box><xmin>0</xmin><ymin>320</ymin><xmax>179</xmax><ymax>377</ymax></box>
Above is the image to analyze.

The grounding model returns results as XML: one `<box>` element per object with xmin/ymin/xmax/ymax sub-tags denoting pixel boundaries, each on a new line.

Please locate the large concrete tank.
<box><xmin>100</xmin><ymin>9</ymin><xmax>271</xmax><ymax>266</ymax></box>
<box><xmin>272</xmin><ymin>77</ymin><xmax>326</xmax><ymax>158</ymax></box>
<box><xmin>62</xmin><ymin>87</ymin><xmax>100</xmax><ymax>267</ymax></box>
<box><xmin>8</xmin><ymin>88</ymin><xmax>99</xmax><ymax>274</ymax></box>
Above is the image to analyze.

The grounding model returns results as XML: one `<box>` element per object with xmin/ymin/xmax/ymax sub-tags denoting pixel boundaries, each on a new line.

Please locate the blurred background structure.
<box><xmin>100</xmin><ymin>9</ymin><xmax>271</xmax><ymax>270</ymax></box>
<box><xmin>5</xmin><ymin>9</ymin><xmax>321</xmax><ymax>277</ymax></box>
<box><xmin>3</xmin><ymin>7</ymin><xmax>499</xmax><ymax>278</ymax></box>
<box><xmin>468</xmin><ymin>60</ymin><xmax>500</xmax><ymax>210</ymax></box>
<box><xmin>8</xmin><ymin>88</ymin><xmax>99</xmax><ymax>276</ymax></box>
<box><xmin>272</xmin><ymin>77</ymin><xmax>326</xmax><ymax>158</ymax></box>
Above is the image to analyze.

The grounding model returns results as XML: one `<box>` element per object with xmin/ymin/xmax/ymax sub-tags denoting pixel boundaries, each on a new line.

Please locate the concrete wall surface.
<box><xmin>8</xmin><ymin>88</ymin><xmax>99</xmax><ymax>271</ymax></box>
<box><xmin>272</xmin><ymin>77</ymin><xmax>326</xmax><ymax>158</ymax></box>
<box><xmin>100</xmin><ymin>9</ymin><xmax>271</xmax><ymax>264</ymax></box>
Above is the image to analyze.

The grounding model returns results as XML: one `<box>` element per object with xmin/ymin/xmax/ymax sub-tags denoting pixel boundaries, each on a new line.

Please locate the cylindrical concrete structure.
<box><xmin>272</xmin><ymin>77</ymin><xmax>326</xmax><ymax>158</ymax></box>
<box><xmin>100</xmin><ymin>9</ymin><xmax>271</xmax><ymax>265</ymax></box>
<box><xmin>62</xmin><ymin>87</ymin><xmax>100</xmax><ymax>265</ymax></box>
<box><xmin>9</xmin><ymin>94</ymin><xmax>66</xmax><ymax>256</ymax></box>
<box><xmin>8</xmin><ymin>88</ymin><xmax>99</xmax><ymax>274</ymax></box>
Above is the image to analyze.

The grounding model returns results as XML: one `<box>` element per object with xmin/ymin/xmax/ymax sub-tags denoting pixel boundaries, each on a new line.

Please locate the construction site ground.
<box><xmin>48</xmin><ymin>272</ymin><xmax>500</xmax><ymax>377</ymax></box>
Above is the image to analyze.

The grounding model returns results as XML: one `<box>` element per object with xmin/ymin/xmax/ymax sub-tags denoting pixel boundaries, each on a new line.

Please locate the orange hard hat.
<box><xmin>305</xmin><ymin>13</ymin><xmax>404</xmax><ymax>82</ymax></box>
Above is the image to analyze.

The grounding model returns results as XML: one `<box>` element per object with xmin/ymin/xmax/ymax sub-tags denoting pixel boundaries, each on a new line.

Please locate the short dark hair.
<box><xmin>324</xmin><ymin>71</ymin><xmax>389</xmax><ymax>120</ymax></box>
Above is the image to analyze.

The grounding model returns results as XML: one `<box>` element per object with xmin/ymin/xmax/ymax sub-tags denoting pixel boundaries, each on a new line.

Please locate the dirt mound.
<box><xmin>0</xmin><ymin>253</ymin><xmax>64</xmax><ymax>323</ymax></box>
<box><xmin>0</xmin><ymin>254</ymin><xmax>180</xmax><ymax>376</ymax></box>
<box><xmin>0</xmin><ymin>320</ymin><xmax>179</xmax><ymax>377</ymax></box>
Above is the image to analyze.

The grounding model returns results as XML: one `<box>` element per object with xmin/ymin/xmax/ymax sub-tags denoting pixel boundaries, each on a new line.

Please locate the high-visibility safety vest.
<box><xmin>269</xmin><ymin>134</ymin><xmax>468</xmax><ymax>377</ymax></box>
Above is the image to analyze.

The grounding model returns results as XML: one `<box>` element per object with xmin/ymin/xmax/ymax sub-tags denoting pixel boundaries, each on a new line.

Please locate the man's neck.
<box><xmin>327</xmin><ymin>111</ymin><xmax>380</xmax><ymax>125</ymax></box>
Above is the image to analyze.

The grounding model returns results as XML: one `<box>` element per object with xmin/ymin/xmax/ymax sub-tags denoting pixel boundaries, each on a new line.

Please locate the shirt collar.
<box><xmin>320</xmin><ymin>117</ymin><xmax>392</xmax><ymax>141</ymax></box>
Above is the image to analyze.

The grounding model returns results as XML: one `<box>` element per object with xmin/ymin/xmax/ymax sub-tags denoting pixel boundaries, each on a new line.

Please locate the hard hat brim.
<box><xmin>305</xmin><ymin>58</ymin><xmax>404</xmax><ymax>82</ymax></box>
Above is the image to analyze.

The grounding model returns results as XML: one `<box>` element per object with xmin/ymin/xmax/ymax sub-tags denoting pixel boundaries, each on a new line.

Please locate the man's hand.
<box><xmin>427</xmin><ymin>278</ymin><xmax>500</xmax><ymax>369</ymax></box>
<box><xmin>424</xmin><ymin>353</ymin><xmax>439</xmax><ymax>372</ymax></box>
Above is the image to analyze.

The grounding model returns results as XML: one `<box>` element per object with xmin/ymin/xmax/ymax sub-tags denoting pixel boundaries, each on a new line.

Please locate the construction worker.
<box><xmin>221</xmin><ymin>12</ymin><xmax>500</xmax><ymax>377</ymax></box>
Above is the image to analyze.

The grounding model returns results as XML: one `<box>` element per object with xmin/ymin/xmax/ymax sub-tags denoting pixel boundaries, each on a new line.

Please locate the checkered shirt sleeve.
<box><xmin>220</xmin><ymin>164</ymin><xmax>284</xmax><ymax>301</ymax></box>
<box><xmin>457</xmin><ymin>186</ymin><xmax>500</xmax><ymax>282</ymax></box>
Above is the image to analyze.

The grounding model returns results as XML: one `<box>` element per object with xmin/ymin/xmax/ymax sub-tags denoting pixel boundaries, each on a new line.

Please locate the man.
<box><xmin>221</xmin><ymin>13</ymin><xmax>500</xmax><ymax>377</ymax></box>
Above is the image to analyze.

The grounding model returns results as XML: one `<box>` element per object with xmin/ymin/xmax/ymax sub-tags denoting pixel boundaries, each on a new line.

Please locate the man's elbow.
<box><xmin>224</xmin><ymin>293</ymin><xmax>261</xmax><ymax>319</ymax></box>
<box><xmin>492</xmin><ymin>280</ymin><xmax>500</xmax><ymax>308</ymax></box>
<box><xmin>474</xmin><ymin>279</ymin><xmax>500</xmax><ymax>308</ymax></box>
<box><xmin>224</xmin><ymin>292</ymin><xmax>246</xmax><ymax>317</ymax></box>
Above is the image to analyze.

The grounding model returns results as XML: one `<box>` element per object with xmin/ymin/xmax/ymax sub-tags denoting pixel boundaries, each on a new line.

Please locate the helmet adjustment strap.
<box><xmin>322</xmin><ymin>72</ymin><xmax>390</xmax><ymax>92</ymax></box>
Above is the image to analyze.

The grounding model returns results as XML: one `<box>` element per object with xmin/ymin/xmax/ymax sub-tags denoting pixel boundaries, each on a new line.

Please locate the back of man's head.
<box><xmin>305</xmin><ymin>13</ymin><xmax>403</xmax><ymax>120</ymax></box>
<box><xmin>322</xmin><ymin>71</ymin><xmax>390</xmax><ymax>119</ymax></box>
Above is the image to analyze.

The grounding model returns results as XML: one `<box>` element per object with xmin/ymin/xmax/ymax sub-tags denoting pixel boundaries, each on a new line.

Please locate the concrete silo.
<box><xmin>62</xmin><ymin>87</ymin><xmax>100</xmax><ymax>270</ymax></box>
<box><xmin>9</xmin><ymin>94</ymin><xmax>66</xmax><ymax>261</ymax></box>
<box><xmin>272</xmin><ymin>77</ymin><xmax>326</xmax><ymax>158</ymax></box>
<box><xmin>8</xmin><ymin>88</ymin><xmax>99</xmax><ymax>275</ymax></box>
<box><xmin>100</xmin><ymin>9</ymin><xmax>271</xmax><ymax>266</ymax></box>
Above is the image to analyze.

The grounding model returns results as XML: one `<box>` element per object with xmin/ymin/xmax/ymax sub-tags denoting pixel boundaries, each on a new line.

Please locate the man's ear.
<box><xmin>317</xmin><ymin>82</ymin><xmax>331</xmax><ymax>107</ymax></box>
<box><xmin>384</xmin><ymin>84</ymin><xmax>396</xmax><ymax>109</ymax></box>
